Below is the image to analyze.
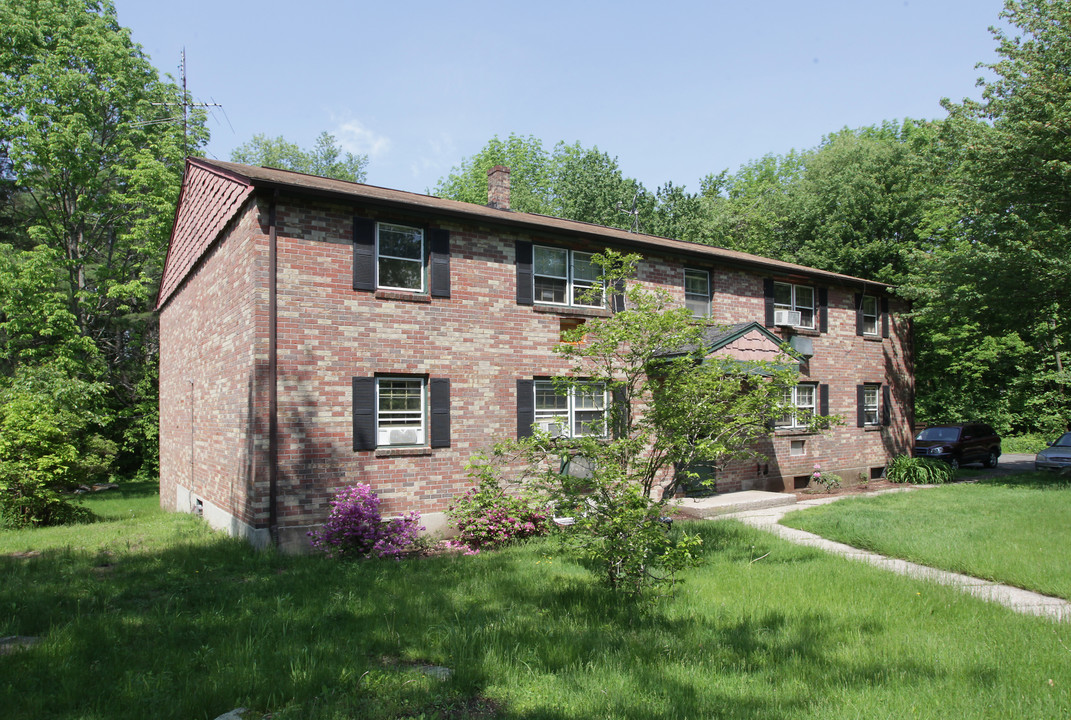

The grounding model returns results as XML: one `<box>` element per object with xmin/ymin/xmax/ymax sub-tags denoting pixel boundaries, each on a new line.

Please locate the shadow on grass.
<box><xmin>0</xmin><ymin>520</ymin><xmax>1031</xmax><ymax>719</ymax></box>
<box><xmin>108</xmin><ymin>480</ymin><xmax>164</xmax><ymax>498</ymax></box>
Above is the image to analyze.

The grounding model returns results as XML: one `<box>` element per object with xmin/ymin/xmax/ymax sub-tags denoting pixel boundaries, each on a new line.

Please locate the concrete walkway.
<box><xmin>718</xmin><ymin>486</ymin><xmax>1070</xmax><ymax>623</ymax></box>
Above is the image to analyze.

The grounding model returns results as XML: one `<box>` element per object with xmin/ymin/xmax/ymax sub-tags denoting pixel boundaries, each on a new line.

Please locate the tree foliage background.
<box><xmin>0</xmin><ymin>0</ymin><xmax>205</xmax><ymax>521</ymax></box>
<box><xmin>231</xmin><ymin>131</ymin><xmax>368</xmax><ymax>183</ymax></box>
<box><xmin>436</xmin><ymin>0</ymin><xmax>1070</xmax><ymax>437</ymax></box>
<box><xmin>0</xmin><ymin>0</ymin><xmax>1066</xmax><ymax>525</ymax></box>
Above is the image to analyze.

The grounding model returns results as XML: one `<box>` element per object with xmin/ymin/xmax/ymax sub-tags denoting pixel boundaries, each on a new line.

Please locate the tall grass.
<box><xmin>2</xmin><ymin>486</ymin><xmax>1070</xmax><ymax>719</ymax></box>
<box><xmin>782</xmin><ymin>471</ymin><xmax>1071</xmax><ymax>600</ymax></box>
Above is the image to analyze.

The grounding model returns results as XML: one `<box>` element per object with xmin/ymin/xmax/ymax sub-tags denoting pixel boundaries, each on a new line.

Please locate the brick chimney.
<box><xmin>487</xmin><ymin>165</ymin><xmax>511</xmax><ymax>210</ymax></box>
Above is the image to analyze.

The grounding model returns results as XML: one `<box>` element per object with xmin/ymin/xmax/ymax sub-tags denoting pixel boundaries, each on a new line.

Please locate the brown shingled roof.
<box><xmin>160</xmin><ymin>157</ymin><xmax>890</xmax><ymax>309</ymax></box>
<box><xmin>156</xmin><ymin>160</ymin><xmax>254</xmax><ymax>308</ymax></box>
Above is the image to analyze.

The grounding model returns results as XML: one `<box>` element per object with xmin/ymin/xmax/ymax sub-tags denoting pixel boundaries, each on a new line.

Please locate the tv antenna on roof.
<box><xmin>135</xmin><ymin>48</ymin><xmax>225</xmax><ymax>157</ymax></box>
<box><xmin>616</xmin><ymin>191</ymin><xmax>641</xmax><ymax>233</ymax></box>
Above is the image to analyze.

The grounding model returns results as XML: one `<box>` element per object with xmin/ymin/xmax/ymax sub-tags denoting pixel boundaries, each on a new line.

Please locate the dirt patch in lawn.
<box><xmin>793</xmin><ymin>478</ymin><xmax>909</xmax><ymax>501</ymax></box>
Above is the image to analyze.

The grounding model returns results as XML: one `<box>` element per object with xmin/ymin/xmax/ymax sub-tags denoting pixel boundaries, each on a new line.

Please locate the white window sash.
<box><xmin>376</xmin><ymin>377</ymin><xmax>426</xmax><ymax>446</ymax></box>
<box><xmin>533</xmin><ymin>245</ymin><xmax>605</xmax><ymax>308</ymax></box>
<box><xmin>777</xmin><ymin>384</ymin><xmax>816</xmax><ymax>428</ymax></box>
<box><xmin>533</xmin><ymin>380</ymin><xmax>607</xmax><ymax>437</ymax></box>
<box><xmin>684</xmin><ymin>269</ymin><xmax>710</xmax><ymax>317</ymax></box>
<box><xmin>376</xmin><ymin>223</ymin><xmax>424</xmax><ymax>292</ymax></box>
<box><xmin>862</xmin><ymin>296</ymin><xmax>879</xmax><ymax>335</ymax></box>
<box><xmin>774</xmin><ymin>282</ymin><xmax>816</xmax><ymax>329</ymax></box>
<box><xmin>864</xmin><ymin>386</ymin><xmax>880</xmax><ymax>425</ymax></box>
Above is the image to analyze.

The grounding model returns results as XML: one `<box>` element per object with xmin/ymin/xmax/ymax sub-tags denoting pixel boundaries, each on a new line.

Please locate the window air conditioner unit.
<box><xmin>774</xmin><ymin>309</ymin><xmax>802</xmax><ymax>326</ymax></box>
<box><xmin>388</xmin><ymin>429</ymin><xmax>418</xmax><ymax>445</ymax></box>
<box><xmin>537</xmin><ymin>421</ymin><xmax>564</xmax><ymax>437</ymax></box>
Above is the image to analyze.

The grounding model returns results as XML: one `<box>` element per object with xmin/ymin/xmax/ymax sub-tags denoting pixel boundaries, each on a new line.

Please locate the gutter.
<box><xmin>189</xmin><ymin>158</ymin><xmax>894</xmax><ymax>293</ymax></box>
<box><xmin>268</xmin><ymin>190</ymin><xmax>279</xmax><ymax>545</ymax></box>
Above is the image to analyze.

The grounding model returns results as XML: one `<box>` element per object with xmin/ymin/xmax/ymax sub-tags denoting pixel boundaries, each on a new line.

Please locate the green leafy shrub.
<box><xmin>448</xmin><ymin>455</ymin><xmax>550</xmax><ymax>552</ymax></box>
<box><xmin>885</xmin><ymin>455</ymin><xmax>956</xmax><ymax>485</ymax></box>
<box><xmin>1001</xmin><ymin>433</ymin><xmax>1050</xmax><ymax>454</ymax></box>
<box><xmin>810</xmin><ymin>464</ymin><xmax>842</xmax><ymax>492</ymax></box>
<box><xmin>559</xmin><ymin>467</ymin><xmax>703</xmax><ymax>596</ymax></box>
<box><xmin>0</xmin><ymin>364</ymin><xmax>112</xmax><ymax>527</ymax></box>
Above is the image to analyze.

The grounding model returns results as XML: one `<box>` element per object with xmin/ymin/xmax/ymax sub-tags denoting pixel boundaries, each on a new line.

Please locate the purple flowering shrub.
<box><xmin>309</xmin><ymin>484</ymin><xmax>423</xmax><ymax>559</ymax></box>
<box><xmin>448</xmin><ymin>456</ymin><xmax>550</xmax><ymax>552</ymax></box>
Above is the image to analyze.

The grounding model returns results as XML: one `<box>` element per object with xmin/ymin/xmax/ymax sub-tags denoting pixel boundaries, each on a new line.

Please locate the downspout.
<box><xmin>268</xmin><ymin>190</ymin><xmax>279</xmax><ymax>546</ymax></box>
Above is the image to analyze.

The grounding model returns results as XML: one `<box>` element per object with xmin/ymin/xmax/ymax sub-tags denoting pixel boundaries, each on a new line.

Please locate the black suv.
<box><xmin>913</xmin><ymin>423</ymin><xmax>1001</xmax><ymax>470</ymax></box>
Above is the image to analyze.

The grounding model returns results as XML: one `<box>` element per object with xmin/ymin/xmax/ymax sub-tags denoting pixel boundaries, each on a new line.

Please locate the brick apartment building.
<box><xmin>157</xmin><ymin>158</ymin><xmax>913</xmax><ymax>551</ymax></box>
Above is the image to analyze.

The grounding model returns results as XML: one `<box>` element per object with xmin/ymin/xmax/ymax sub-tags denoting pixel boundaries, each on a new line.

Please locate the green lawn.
<box><xmin>781</xmin><ymin>472</ymin><xmax>1071</xmax><ymax>600</ymax></box>
<box><xmin>2</xmin><ymin>485</ymin><xmax>1070</xmax><ymax>719</ymax></box>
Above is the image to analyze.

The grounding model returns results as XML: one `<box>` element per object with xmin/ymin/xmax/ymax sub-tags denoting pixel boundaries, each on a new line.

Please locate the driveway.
<box><xmin>966</xmin><ymin>452</ymin><xmax>1035</xmax><ymax>477</ymax></box>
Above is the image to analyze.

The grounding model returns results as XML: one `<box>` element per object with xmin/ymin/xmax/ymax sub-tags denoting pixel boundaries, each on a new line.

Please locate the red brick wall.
<box><xmin>160</xmin><ymin>191</ymin><xmax>913</xmax><ymax>540</ymax></box>
<box><xmin>159</xmin><ymin>200</ymin><xmax>269</xmax><ymax>531</ymax></box>
<box><xmin>713</xmin><ymin>284</ymin><xmax>913</xmax><ymax>492</ymax></box>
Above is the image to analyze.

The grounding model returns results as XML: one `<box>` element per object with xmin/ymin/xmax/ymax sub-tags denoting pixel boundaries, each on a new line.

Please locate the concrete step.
<box><xmin>670</xmin><ymin>490</ymin><xmax>797</xmax><ymax>519</ymax></box>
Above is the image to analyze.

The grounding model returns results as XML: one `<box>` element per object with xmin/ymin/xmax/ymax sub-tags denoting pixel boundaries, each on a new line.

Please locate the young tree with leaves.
<box><xmin>482</xmin><ymin>252</ymin><xmax>804</xmax><ymax>596</ymax></box>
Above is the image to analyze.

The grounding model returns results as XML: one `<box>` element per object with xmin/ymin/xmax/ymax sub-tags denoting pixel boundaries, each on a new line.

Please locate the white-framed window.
<box><xmin>861</xmin><ymin>295</ymin><xmax>879</xmax><ymax>336</ymax></box>
<box><xmin>862</xmin><ymin>384</ymin><xmax>880</xmax><ymax>426</ymax></box>
<box><xmin>774</xmin><ymin>282</ymin><xmax>815</xmax><ymax>329</ymax></box>
<box><xmin>776</xmin><ymin>383</ymin><xmax>816</xmax><ymax>429</ymax></box>
<box><xmin>376</xmin><ymin>376</ymin><xmax>425</xmax><ymax>446</ymax></box>
<box><xmin>533</xmin><ymin>245</ymin><xmax>603</xmax><ymax>308</ymax></box>
<box><xmin>377</xmin><ymin>222</ymin><xmax>424</xmax><ymax>292</ymax></box>
<box><xmin>684</xmin><ymin>268</ymin><xmax>710</xmax><ymax>317</ymax></box>
<box><xmin>533</xmin><ymin>380</ymin><xmax>607</xmax><ymax>437</ymax></box>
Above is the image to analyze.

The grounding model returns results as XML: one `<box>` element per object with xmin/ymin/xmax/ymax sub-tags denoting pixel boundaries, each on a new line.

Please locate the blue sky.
<box><xmin>115</xmin><ymin>0</ymin><xmax>1007</xmax><ymax>196</ymax></box>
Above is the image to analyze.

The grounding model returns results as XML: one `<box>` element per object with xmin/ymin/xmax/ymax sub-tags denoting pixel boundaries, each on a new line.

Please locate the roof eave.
<box><xmin>190</xmin><ymin>158</ymin><xmax>895</xmax><ymax>293</ymax></box>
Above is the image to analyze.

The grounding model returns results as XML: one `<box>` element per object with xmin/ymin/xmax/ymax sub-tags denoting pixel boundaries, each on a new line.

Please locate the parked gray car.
<box><xmin>1035</xmin><ymin>432</ymin><xmax>1071</xmax><ymax>472</ymax></box>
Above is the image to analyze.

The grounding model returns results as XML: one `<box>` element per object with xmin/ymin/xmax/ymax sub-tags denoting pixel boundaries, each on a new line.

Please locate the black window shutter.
<box><xmin>429</xmin><ymin>378</ymin><xmax>450</xmax><ymax>447</ymax></box>
<box><xmin>611</xmin><ymin>278</ymin><xmax>626</xmax><ymax>313</ymax></box>
<box><xmin>353</xmin><ymin>217</ymin><xmax>376</xmax><ymax>291</ymax></box>
<box><xmin>763</xmin><ymin>278</ymin><xmax>775</xmax><ymax>327</ymax></box>
<box><xmin>881</xmin><ymin>297</ymin><xmax>890</xmax><ymax>339</ymax></box>
<box><xmin>882</xmin><ymin>385</ymin><xmax>892</xmax><ymax>426</ymax></box>
<box><xmin>856</xmin><ymin>384</ymin><xmax>866</xmax><ymax>427</ymax></box>
<box><xmin>516</xmin><ymin>379</ymin><xmax>535</xmax><ymax>438</ymax></box>
<box><xmin>854</xmin><ymin>293</ymin><xmax>864</xmax><ymax>336</ymax></box>
<box><xmin>516</xmin><ymin>241</ymin><xmax>533</xmax><ymax>305</ymax></box>
<box><xmin>353</xmin><ymin>377</ymin><xmax>376</xmax><ymax>450</ymax></box>
<box><xmin>429</xmin><ymin>228</ymin><xmax>451</xmax><ymax>298</ymax></box>
<box><xmin>819</xmin><ymin>384</ymin><xmax>829</xmax><ymax>417</ymax></box>
<box><xmin>611</xmin><ymin>385</ymin><xmax>629</xmax><ymax>437</ymax></box>
<box><xmin>818</xmin><ymin>288</ymin><xmax>828</xmax><ymax>333</ymax></box>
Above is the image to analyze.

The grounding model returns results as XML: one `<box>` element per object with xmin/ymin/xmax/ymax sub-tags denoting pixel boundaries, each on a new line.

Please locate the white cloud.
<box><xmin>332</xmin><ymin>118</ymin><xmax>392</xmax><ymax>159</ymax></box>
<box><xmin>411</xmin><ymin>132</ymin><xmax>457</xmax><ymax>180</ymax></box>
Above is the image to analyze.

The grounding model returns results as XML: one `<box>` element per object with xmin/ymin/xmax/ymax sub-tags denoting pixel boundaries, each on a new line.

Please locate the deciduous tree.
<box><xmin>0</xmin><ymin>0</ymin><xmax>202</xmax><ymax>480</ymax></box>
<box><xmin>904</xmin><ymin>0</ymin><xmax>1071</xmax><ymax>433</ymax></box>
<box><xmin>231</xmin><ymin>131</ymin><xmax>368</xmax><ymax>183</ymax></box>
<box><xmin>485</xmin><ymin>252</ymin><xmax>806</xmax><ymax>596</ymax></box>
